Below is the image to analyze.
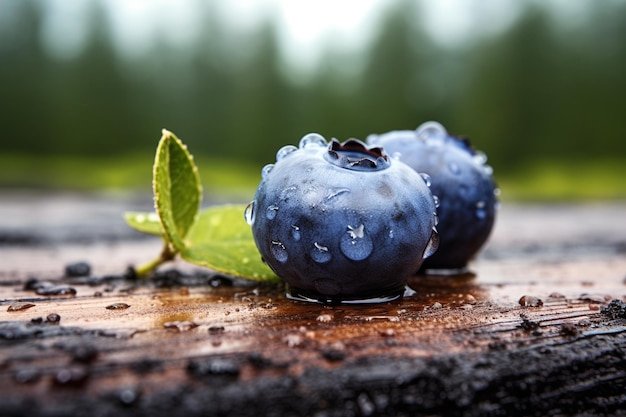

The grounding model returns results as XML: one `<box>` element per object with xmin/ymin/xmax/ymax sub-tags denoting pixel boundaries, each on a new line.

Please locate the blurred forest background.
<box><xmin>1</xmin><ymin>0</ymin><xmax>625</xmax><ymax>200</ymax></box>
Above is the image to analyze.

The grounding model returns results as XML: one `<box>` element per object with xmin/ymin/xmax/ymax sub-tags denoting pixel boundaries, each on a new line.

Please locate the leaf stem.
<box><xmin>134</xmin><ymin>242</ymin><xmax>177</xmax><ymax>277</ymax></box>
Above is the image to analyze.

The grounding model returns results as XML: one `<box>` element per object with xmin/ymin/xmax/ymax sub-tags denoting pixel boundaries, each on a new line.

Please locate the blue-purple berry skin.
<box><xmin>246</xmin><ymin>134</ymin><xmax>439</xmax><ymax>303</ymax></box>
<box><xmin>367</xmin><ymin>122</ymin><xmax>498</xmax><ymax>271</ymax></box>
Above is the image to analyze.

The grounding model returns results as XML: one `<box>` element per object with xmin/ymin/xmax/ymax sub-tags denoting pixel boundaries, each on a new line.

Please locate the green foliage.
<box><xmin>498</xmin><ymin>159</ymin><xmax>626</xmax><ymax>202</ymax></box>
<box><xmin>123</xmin><ymin>212</ymin><xmax>162</xmax><ymax>236</ymax></box>
<box><xmin>182</xmin><ymin>205</ymin><xmax>277</xmax><ymax>282</ymax></box>
<box><xmin>0</xmin><ymin>152</ymin><xmax>259</xmax><ymax>196</ymax></box>
<box><xmin>153</xmin><ymin>129</ymin><xmax>202</xmax><ymax>251</ymax></box>
<box><xmin>125</xmin><ymin>130</ymin><xmax>278</xmax><ymax>282</ymax></box>
<box><xmin>1</xmin><ymin>1</ymin><xmax>626</xmax><ymax>200</ymax></box>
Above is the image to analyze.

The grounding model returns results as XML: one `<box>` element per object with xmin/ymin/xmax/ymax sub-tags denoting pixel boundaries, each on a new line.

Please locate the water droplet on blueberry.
<box><xmin>458</xmin><ymin>183</ymin><xmax>470</xmax><ymax>198</ymax></box>
<box><xmin>340</xmin><ymin>225</ymin><xmax>373</xmax><ymax>261</ymax></box>
<box><xmin>299</xmin><ymin>133</ymin><xmax>327</xmax><ymax>149</ymax></box>
<box><xmin>391</xmin><ymin>152</ymin><xmax>402</xmax><ymax>160</ymax></box>
<box><xmin>473</xmin><ymin>150</ymin><xmax>488</xmax><ymax>165</ymax></box>
<box><xmin>433</xmin><ymin>213</ymin><xmax>439</xmax><ymax>226</ymax></box>
<box><xmin>244</xmin><ymin>201</ymin><xmax>255</xmax><ymax>225</ymax></box>
<box><xmin>448</xmin><ymin>161</ymin><xmax>461</xmax><ymax>175</ymax></box>
<box><xmin>291</xmin><ymin>225</ymin><xmax>301</xmax><ymax>241</ymax></box>
<box><xmin>261</xmin><ymin>164</ymin><xmax>274</xmax><ymax>178</ymax></box>
<box><xmin>416</xmin><ymin>121</ymin><xmax>447</xmax><ymax>142</ymax></box>
<box><xmin>325</xmin><ymin>188</ymin><xmax>350</xmax><ymax>202</ymax></box>
<box><xmin>280</xmin><ymin>185</ymin><xmax>298</xmax><ymax>200</ymax></box>
<box><xmin>276</xmin><ymin>145</ymin><xmax>297</xmax><ymax>161</ymax></box>
<box><xmin>423</xmin><ymin>228</ymin><xmax>439</xmax><ymax>259</ymax></box>
<box><xmin>266</xmin><ymin>205</ymin><xmax>279</xmax><ymax>220</ymax></box>
<box><xmin>270</xmin><ymin>240</ymin><xmax>288</xmax><ymax>263</ymax></box>
<box><xmin>347</xmin><ymin>224</ymin><xmax>364</xmax><ymax>239</ymax></box>
<box><xmin>420</xmin><ymin>173</ymin><xmax>432</xmax><ymax>187</ymax></box>
<box><xmin>475</xmin><ymin>201</ymin><xmax>487</xmax><ymax>219</ymax></box>
<box><xmin>311</xmin><ymin>242</ymin><xmax>332</xmax><ymax>263</ymax></box>
<box><xmin>432</xmin><ymin>195</ymin><xmax>440</xmax><ymax>209</ymax></box>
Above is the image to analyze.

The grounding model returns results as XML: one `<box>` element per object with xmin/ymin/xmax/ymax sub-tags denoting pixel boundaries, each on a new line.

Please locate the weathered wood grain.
<box><xmin>1</xmin><ymin>197</ymin><xmax>625</xmax><ymax>416</ymax></box>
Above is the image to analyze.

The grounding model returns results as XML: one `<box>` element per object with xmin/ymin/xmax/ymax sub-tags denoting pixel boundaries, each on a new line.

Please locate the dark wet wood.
<box><xmin>1</xmin><ymin>197</ymin><xmax>626</xmax><ymax>416</ymax></box>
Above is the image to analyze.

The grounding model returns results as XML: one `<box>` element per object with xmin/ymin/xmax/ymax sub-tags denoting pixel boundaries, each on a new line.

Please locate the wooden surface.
<box><xmin>1</xmin><ymin>193</ymin><xmax>626</xmax><ymax>416</ymax></box>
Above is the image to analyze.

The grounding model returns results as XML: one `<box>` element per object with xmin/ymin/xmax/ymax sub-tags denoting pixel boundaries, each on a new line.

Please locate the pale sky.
<box><xmin>34</xmin><ymin>0</ymin><xmax>593</xmax><ymax>73</ymax></box>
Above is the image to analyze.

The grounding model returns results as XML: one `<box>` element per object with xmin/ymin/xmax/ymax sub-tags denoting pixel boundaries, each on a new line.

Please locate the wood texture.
<box><xmin>1</xmin><ymin>197</ymin><xmax>626</xmax><ymax>416</ymax></box>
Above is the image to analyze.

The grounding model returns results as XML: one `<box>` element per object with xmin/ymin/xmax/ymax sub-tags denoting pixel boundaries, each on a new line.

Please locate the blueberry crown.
<box><xmin>325</xmin><ymin>138</ymin><xmax>390</xmax><ymax>171</ymax></box>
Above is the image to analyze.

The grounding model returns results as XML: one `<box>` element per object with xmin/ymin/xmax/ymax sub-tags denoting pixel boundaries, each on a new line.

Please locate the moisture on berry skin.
<box><xmin>367</xmin><ymin>121</ymin><xmax>498</xmax><ymax>272</ymax></box>
<box><xmin>246</xmin><ymin>133</ymin><xmax>439</xmax><ymax>304</ymax></box>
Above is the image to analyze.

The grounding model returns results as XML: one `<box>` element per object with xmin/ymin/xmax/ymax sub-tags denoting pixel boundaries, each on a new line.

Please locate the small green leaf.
<box><xmin>153</xmin><ymin>129</ymin><xmax>202</xmax><ymax>251</ymax></box>
<box><xmin>181</xmin><ymin>204</ymin><xmax>279</xmax><ymax>283</ymax></box>
<box><xmin>123</xmin><ymin>212</ymin><xmax>163</xmax><ymax>236</ymax></box>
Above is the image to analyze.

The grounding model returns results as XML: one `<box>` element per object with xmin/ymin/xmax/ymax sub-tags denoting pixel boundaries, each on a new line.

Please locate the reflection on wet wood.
<box><xmin>1</xmin><ymin>202</ymin><xmax>626</xmax><ymax>416</ymax></box>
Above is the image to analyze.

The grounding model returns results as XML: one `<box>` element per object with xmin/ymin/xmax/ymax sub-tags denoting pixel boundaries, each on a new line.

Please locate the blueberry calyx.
<box><xmin>324</xmin><ymin>138</ymin><xmax>390</xmax><ymax>171</ymax></box>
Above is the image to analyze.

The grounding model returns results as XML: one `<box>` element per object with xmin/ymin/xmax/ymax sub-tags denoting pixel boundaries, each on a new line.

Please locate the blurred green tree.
<box><xmin>1</xmin><ymin>0</ymin><xmax>625</xmax><ymax>186</ymax></box>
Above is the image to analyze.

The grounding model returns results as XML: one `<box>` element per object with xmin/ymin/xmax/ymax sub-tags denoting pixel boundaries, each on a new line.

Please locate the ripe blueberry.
<box><xmin>367</xmin><ymin>121</ymin><xmax>498</xmax><ymax>271</ymax></box>
<box><xmin>246</xmin><ymin>133</ymin><xmax>439</xmax><ymax>304</ymax></box>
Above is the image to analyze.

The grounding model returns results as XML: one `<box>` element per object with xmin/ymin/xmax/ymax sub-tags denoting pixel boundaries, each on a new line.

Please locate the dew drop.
<box><xmin>473</xmin><ymin>151</ymin><xmax>488</xmax><ymax>165</ymax></box>
<box><xmin>432</xmin><ymin>195</ymin><xmax>440</xmax><ymax>209</ymax></box>
<box><xmin>388</xmin><ymin>229</ymin><xmax>394</xmax><ymax>239</ymax></box>
<box><xmin>420</xmin><ymin>173</ymin><xmax>432</xmax><ymax>187</ymax></box>
<box><xmin>244</xmin><ymin>201</ymin><xmax>255</xmax><ymax>225</ymax></box>
<box><xmin>291</xmin><ymin>225</ymin><xmax>301</xmax><ymax>241</ymax></box>
<box><xmin>391</xmin><ymin>152</ymin><xmax>402</xmax><ymax>160</ymax></box>
<box><xmin>423</xmin><ymin>228</ymin><xmax>439</xmax><ymax>259</ymax></box>
<box><xmin>325</xmin><ymin>187</ymin><xmax>350</xmax><ymax>201</ymax></box>
<box><xmin>459</xmin><ymin>183</ymin><xmax>470</xmax><ymax>198</ymax></box>
<box><xmin>448</xmin><ymin>161</ymin><xmax>461</xmax><ymax>175</ymax></box>
<box><xmin>340</xmin><ymin>225</ymin><xmax>373</xmax><ymax>261</ymax></box>
<box><xmin>475</xmin><ymin>201</ymin><xmax>487</xmax><ymax>219</ymax></box>
<box><xmin>494</xmin><ymin>188</ymin><xmax>502</xmax><ymax>197</ymax></box>
<box><xmin>311</xmin><ymin>242</ymin><xmax>332</xmax><ymax>263</ymax></box>
<box><xmin>280</xmin><ymin>185</ymin><xmax>298</xmax><ymax>200</ymax></box>
<box><xmin>299</xmin><ymin>133</ymin><xmax>327</xmax><ymax>149</ymax></box>
<box><xmin>433</xmin><ymin>213</ymin><xmax>439</xmax><ymax>226</ymax></box>
<box><xmin>266</xmin><ymin>205</ymin><xmax>279</xmax><ymax>220</ymax></box>
<box><xmin>347</xmin><ymin>224</ymin><xmax>365</xmax><ymax>239</ymax></box>
<box><xmin>271</xmin><ymin>240</ymin><xmax>288</xmax><ymax>263</ymax></box>
<box><xmin>276</xmin><ymin>145</ymin><xmax>297</xmax><ymax>161</ymax></box>
<box><xmin>261</xmin><ymin>164</ymin><xmax>274</xmax><ymax>178</ymax></box>
<box><xmin>416</xmin><ymin>121</ymin><xmax>447</xmax><ymax>143</ymax></box>
<box><xmin>483</xmin><ymin>164</ymin><xmax>494</xmax><ymax>175</ymax></box>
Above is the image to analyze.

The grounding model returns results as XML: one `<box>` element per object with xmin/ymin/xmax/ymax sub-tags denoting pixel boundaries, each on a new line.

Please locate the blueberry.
<box><xmin>367</xmin><ymin>121</ymin><xmax>498</xmax><ymax>271</ymax></box>
<box><xmin>247</xmin><ymin>133</ymin><xmax>439</xmax><ymax>304</ymax></box>
<box><xmin>65</xmin><ymin>261</ymin><xmax>91</xmax><ymax>277</ymax></box>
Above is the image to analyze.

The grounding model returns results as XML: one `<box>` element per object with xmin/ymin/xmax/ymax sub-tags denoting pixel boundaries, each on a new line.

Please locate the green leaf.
<box><xmin>181</xmin><ymin>204</ymin><xmax>280</xmax><ymax>283</ymax></box>
<box><xmin>153</xmin><ymin>129</ymin><xmax>202</xmax><ymax>251</ymax></box>
<box><xmin>123</xmin><ymin>211</ymin><xmax>163</xmax><ymax>237</ymax></box>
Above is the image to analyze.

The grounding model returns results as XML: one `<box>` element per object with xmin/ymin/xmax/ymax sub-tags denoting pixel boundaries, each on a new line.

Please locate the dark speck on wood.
<box><xmin>106</xmin><ymin>303</ymin><xmax>130</xmax><ymax>310</ymax></box>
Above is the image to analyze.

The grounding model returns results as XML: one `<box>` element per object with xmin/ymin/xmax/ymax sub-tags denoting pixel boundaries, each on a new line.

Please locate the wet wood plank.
<box><xmin>1</xmin><ymin>199</ymin><xmax>626</xmax><ymax>416</ymax></box>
